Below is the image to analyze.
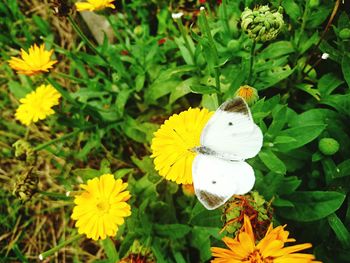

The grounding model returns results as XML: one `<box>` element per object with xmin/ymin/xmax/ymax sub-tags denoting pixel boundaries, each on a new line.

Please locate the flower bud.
<box><xmin>339</xmin><ymin>28</ymin><xmax>350</xmax><ymax>40</ymax></box>
<box><xmin>182</xmin><ymin>184</ymin><xmax>195</xmax><ymax>197</ymax></box>
<box><xmin>235</xmin><ymin>85</ymin><xmax>259</xmax><ymax>105</ymax></box>
<box><xmin>318</xmin><ymin>138</ymin><xmax>340</xmax><ymax>156</ymax></box>
<box><xmin>241</xmin><ymin>5</ymin><xmax>284</xmax><ymax>42</ymax></box>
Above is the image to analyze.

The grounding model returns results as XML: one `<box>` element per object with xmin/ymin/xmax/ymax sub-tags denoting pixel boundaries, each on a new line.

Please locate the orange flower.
<box><xmin>211</xmin><ymin>215</ymin><xmax>321</xmax><ymax>263</ymax></box>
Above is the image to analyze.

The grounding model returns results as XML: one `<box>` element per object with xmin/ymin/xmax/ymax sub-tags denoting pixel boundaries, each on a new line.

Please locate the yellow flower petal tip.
<box><xmin>71</xmin><ymin>174</ymin><xmax>131</xmax><ymax>241</ymax></box>
<box><xmin>15</xmin><ymin>84</ymin><xmax>61</xmax><ymax>126</ymax></box>
<box><xmin>75</xmin><ymin>0</ymin><xmax>116</xmax><ymax>11</ymax></box>
<box><xmin>151</xmin><ymin>108</ymin><xmax>214</xmax><ymax>185</ymax></box>
<box><xmin>8</xmin><ymin>43</ymin><xmax>57</xmax><ymax>76</ymax></box>
<box><xmin>211</xmin><ymin>215</ymin><xmax>321</xmax><ymax>262</ymax></box>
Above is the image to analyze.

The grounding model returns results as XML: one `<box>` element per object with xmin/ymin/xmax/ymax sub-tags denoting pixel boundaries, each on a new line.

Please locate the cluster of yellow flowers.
<box><xmin>8</xmin><ymin>1</ymin><xmax>127</xmax><ymax>242</ymax></box>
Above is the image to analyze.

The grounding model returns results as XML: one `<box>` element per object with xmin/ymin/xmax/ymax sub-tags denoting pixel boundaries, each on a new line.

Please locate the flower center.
<box><xmin>96</xmin><ymin>201</ymin><xmax>110</xmax><ymax>213</ymax></box>
<box><xmin>246</xmin><ymin>250</ymin><xmax>272</xmax><ymax>263</ymax></box>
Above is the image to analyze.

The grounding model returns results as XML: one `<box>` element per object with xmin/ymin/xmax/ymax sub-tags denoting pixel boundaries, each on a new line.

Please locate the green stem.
<box><xmin>200</xmin><ymin>8</ymin><xmax>221</xmax><ymax>93</ymax></box>
<box><xmin>68</xmin><ymin>15</ymin><xmax>109</xmax><ymax>64</ymax></box>
<box><xmin>248</xmin><ymin>41</ymin><xmax>256</xmax><ymax>85</ymax></box>
<box><xmin>33</xmin><ymin>127</ymin><xmax>92</xmax><ymax>151</ymax></box>
<box><xmin>297</xmin><ymin>0</ymin><xmax>310</xmax><ymax>48</ymax></box>
<box><xmin>38</xmin><ymin>233</ymin><xmax>82</xmax><ymax>260</ymax></box>
<box><xmin>24</xmin><ymin>126</ymin><xmax>30</xmax><ymax>140</ymax></box>
<box><xmin>105</xmin><ymin>15</ymin><xmax>126</xmax><ymax>47</ymax></box>
<box><xmin>175</xmin><ymin>18</ymin><xmax>195</xmax><ymax>65</ymax></box>
<box><xmin>221</xmin><ymin>0</ymin><xmax>230</xmax><ymax>36</ymax></box>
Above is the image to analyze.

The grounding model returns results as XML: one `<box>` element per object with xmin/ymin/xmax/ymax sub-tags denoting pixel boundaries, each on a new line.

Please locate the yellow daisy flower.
<box><xmin>71</xmin><ymin>174</ymin><xmax>131</xmax><ymax>241</ymax></box>
<box><xmin>75</xmin><ymin>0</ymin><xmax>116</xmax><ymax>11</ymax></box>
<box><xmin>15</xmin><ymin>84</ymin><xmax>61</xmax><ymax>126</ymax></box>
<box><xmin>8</xmin><ymin>43</ymin><xmax>57</xmax><ymax>76</ymax></box>
<box><xmin>211</xmin><ymin>215</ymin><xmax>321</xmax><ymax>263</ymax></box>
<box><xmin>151</xmin><ymin>108</ymin><xmax>214</xmax><ymax>185</ymax></box>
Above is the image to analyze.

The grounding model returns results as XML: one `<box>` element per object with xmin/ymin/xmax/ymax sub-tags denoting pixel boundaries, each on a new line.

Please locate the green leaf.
<box><xmin>295</xmin><ymin>83</ymin><xmax>320</xmax><ymax>100</ymax></box>
<box><xmin>145</xmin><ymin>78</ymin><xmax>180</xmax><ymax>104</ymax></box>
<box><xmin>328</xmin><ymin>213</ymin><xmax>350</xmax><ymax>248</ymax></box>
<box><xmin>102</xmin><ymin>238</ymin><xmax>119</xmax><ymax>262</ymax></box>
<box><xmin>273</xmin><ymin>197</ymin><xmax>294</xmax><ymax>207</ymax></box>
<box><xmin>173</xmin><ymin>251</ymin><xmax>186</xmax><ymax>263</ymax></box>
<box><xmin>342</xmin><ymin>55</ymin><xmax>350</xmax><ymax>88</ymax></box>
<box><xmin>190</xmin><ymin>84</ymin><xmax>218</xmax><ymax>95</ymax></box>
<box><xmin>273</xmin><ymin>136</ymin><xmax>297</xmax><ymax>144</ymax></box>
<box><xmin>255</xmin><ymin>66</ymin><xmax>294</xmax><ymax>90</ymax></box>
<box><xmin>318</xmin><ymin>73</ymin><xmax>344</xmax><ymax>97</ymax></box>
<box><xmin>154</xmin><ymin>224</ymin><xmax>191</xmax><ymax>239</ymax></box>
<box><xmin>259</xmin><ymin>150</ymin><xmax>287</xmax><ymax>175</ymax></box>
<box><xmin>8</xmin><ymin>80</ymin><xmax>32</xmax><ymax>99</ymax></box>
<box><xmin>189</xmin><ymin>202</ymin><xmax>221</xmax><ymax>227</ymax></box>
<box><xmin>322</xmin><ymin>158</ymin><xmax>340</xmax><ymax>185</ymax></box>
<box><xmin>337</xmin><ymin>160</ymin><xmax>350</xmax><ymax>178</ymax></box>
<box><xmin>276</xmin><ymin>124</ymin><xmax>326</xmax><ymax>152</ymax></box>
<box><xmin>71</xmin><ymin>168</ymin><xmax>100</xmax><ymax>181</ymax></box>
<box><xmin>201</xmin><ymin>94</ymin><xmax>219</xmax><ymax>111</ymax></box>
<box><xmin>191</xmin><ymin>226</ymin><xmax>221</xmax><ymax>262</ymax></box>
<box><xmin>259</xmin><ymin>41</ymin><xmax>295</xmax><ymax>60</ymax></box>
<box><xmin>277</xmin><ymin>191</ymin><xmax>346</xmax><ymax>222</ymax></box>
<box><xmin>255</xmin><ymin>172</ymin><xmax>283</xmax><ymax>200</ymax></box>
<box><xmin>169</xmin><ymin>77</ymin><xmax>196</xmax><ymax>104</ymax></box>
<box><xmin>321</xmin><ymin>94</ymin><xmax>350</xmax><ymax>116</ymax></box>
<box><xmin>282</xmin><ymin>0</ymin><xmax>301</xmax><ymax>22</ymax></box>
<box><xmin>267</xmin><ymin>105</ymin><xmax>287</xmax><ymax>136</ymax></box>
<box><xmin>135</xmin><ymin>74</ymin><xmax>145</xmax><ymax>92</ymax></box>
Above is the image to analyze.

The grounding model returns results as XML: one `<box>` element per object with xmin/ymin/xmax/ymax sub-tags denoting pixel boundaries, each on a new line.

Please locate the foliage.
<box><xmin>1</xmin><ymin>0</ymin><xmax>350</xmax><ymax>262</ymax></box>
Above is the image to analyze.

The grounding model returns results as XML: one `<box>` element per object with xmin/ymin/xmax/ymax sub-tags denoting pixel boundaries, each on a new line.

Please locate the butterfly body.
<box><xmin>192</xmin><ymin>97</ymin><xmax>263</xmax><ymax>210</ymax></box>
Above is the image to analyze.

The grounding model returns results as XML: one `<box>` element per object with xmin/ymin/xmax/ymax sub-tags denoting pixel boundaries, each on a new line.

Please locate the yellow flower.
<box><xmin>211</xmin><ymin>215</ymin><xmax>321</xmax><ymax>263</ymax></box>
<box><xmin>235</xmin><ymin>85</ymin><xmax>258</xmax><ymax>106</ymax></box>
<box><xmin>71</xmin><ymin>174</ymin><xmax>131</xmax><ymax>241</ymax></box>
<box><xmin>75</xmin><ymin>0</ymin><xmax>116</xmax><ymax>11</ymax></box>
<box><xmin>15</xmin><ymin>84</ymin><xmax>61</xmax><ymax>126</ymax></box>
<box><xmin>151</xmin><ymin>108</ymin><xmax>214</xmax><ymax>185</ymax></box>
<box><xmin>8</xmin><ymin>44</ymin><xmax>57</xmax><ymax>76</ymax></box>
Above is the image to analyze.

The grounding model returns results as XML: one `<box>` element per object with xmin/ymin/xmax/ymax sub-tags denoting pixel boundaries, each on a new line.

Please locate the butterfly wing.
<box><xmin>200</xmin><ymin>97</ymin><xmax>263</xmax><ymax>160</ymax></box>
<box><xmin>192</xmin><ymin>154</ymin><xmax>255</xmax><ymax>210</ymax></box>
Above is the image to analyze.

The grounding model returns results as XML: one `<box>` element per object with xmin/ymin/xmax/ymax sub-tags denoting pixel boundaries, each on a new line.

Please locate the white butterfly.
<box><xmin>192</xmin><ymin>97</ymin><xmax>263</xmax><ymax>210</ymax></box>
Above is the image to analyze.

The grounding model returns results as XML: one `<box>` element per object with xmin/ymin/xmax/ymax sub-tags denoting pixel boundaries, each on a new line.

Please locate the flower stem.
<box><xmin>175</xmin><ymin>18</ymin><xmax>195</xmax><ymax>65</ymax></box>
<box><xmin>33</xmin><ymin>126</ymin><xmax>93</xmax><ymax>151</ymax></box>
<box><xmin>67</xmin><ymin>15</ymin><xmax>109</xmax><ymax>64</ymax></box>
<box><xmin>200</xmin><ymin>7</ymin><xmax>221</xmax><ymax>93</ymax></box>
<box><xmin>247</xmin><ymin>41</ymin><xmax>256</xmax><ymax>85</ymax></box>
<box><xmin>221</xmin><ymin>0</ymin><xmax>230</xmax><ymax>36</ymax></box>
<box><xmin>38</xmin><ymin>233</ymin><xmax>82</xmax><ymax>260</ymax></box>
<box><xmin>24</xmin><ymin>126</ymin><xmax>30</xmax><ymax>140</ymax></box>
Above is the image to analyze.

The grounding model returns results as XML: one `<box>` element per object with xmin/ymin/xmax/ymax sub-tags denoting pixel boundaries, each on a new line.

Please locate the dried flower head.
<box><xmin>221</xmin><ymin>192</ymin><xmax>272</xmax><ymax>240</ymax></box>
